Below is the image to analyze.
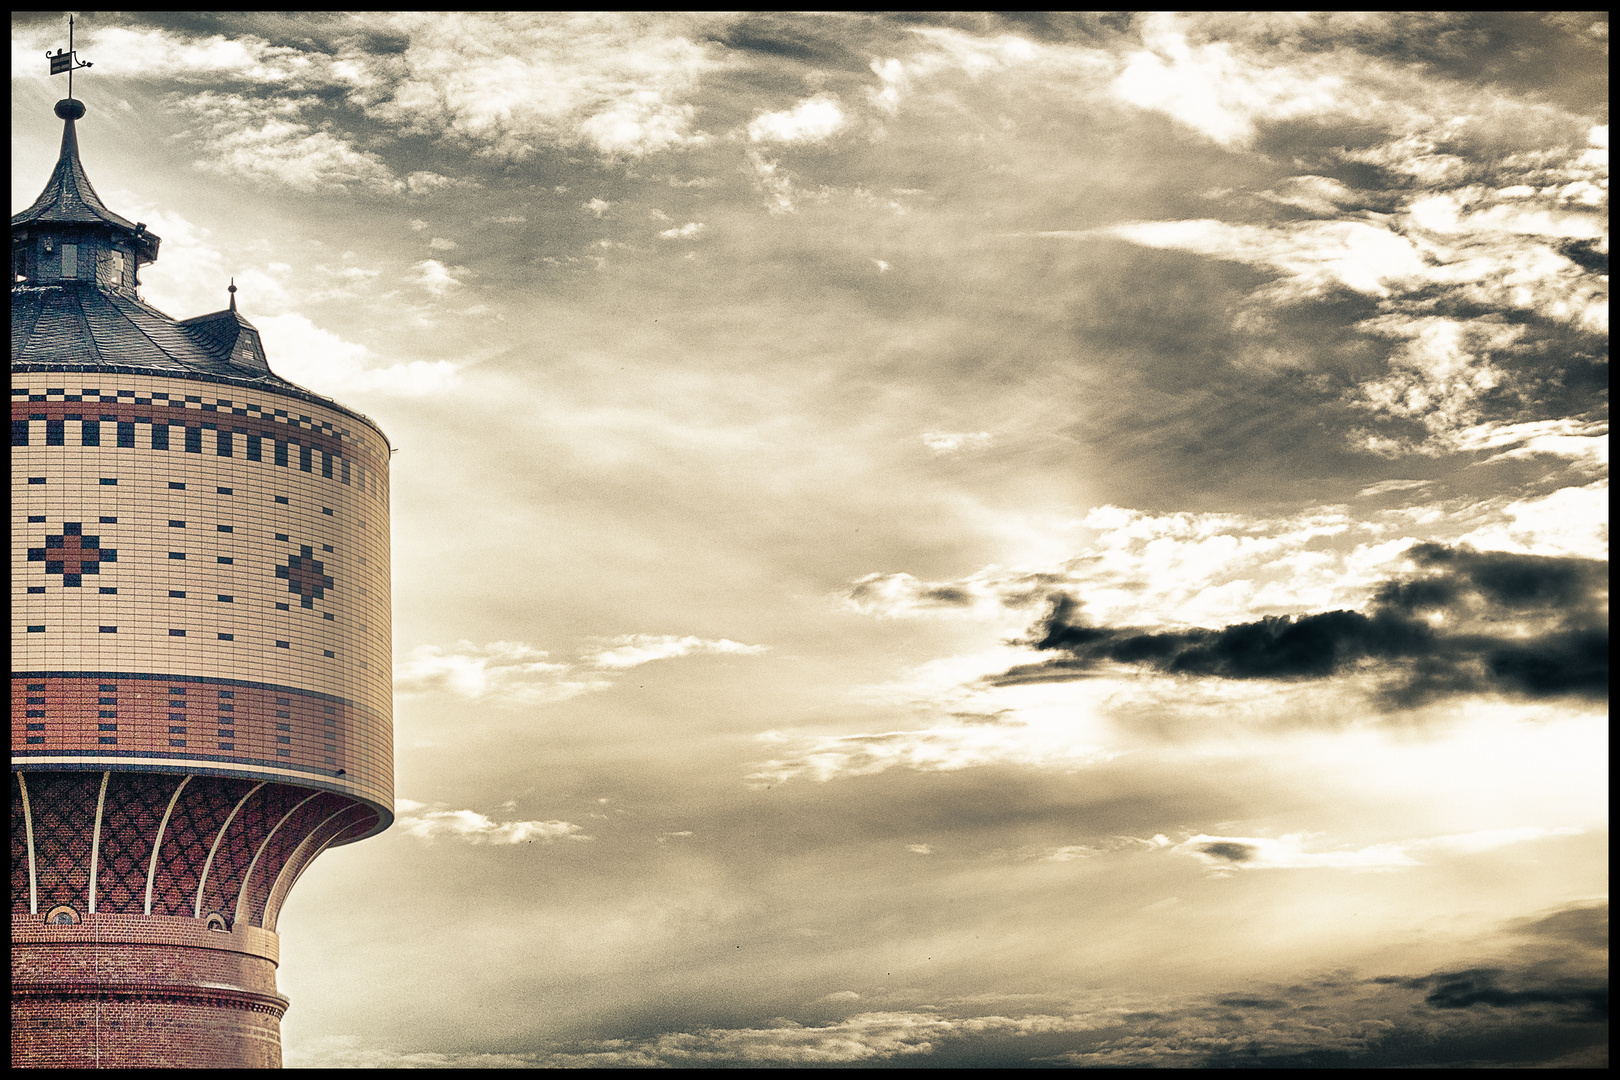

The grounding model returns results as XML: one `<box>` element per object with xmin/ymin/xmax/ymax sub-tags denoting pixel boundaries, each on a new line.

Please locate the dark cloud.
<box><xmin>1512</xmin><ymin>902</ymin><xmax>1610</xmax><ymax>950</ymax></box>
<box><xmin>1197</xmin><ymin>841</ymin><xmax>1257</xmax><ymax>863</ymax></box>
<box><xmin>1406</xmin><ymin>968</ymin><xmax>1608</xmax><ymax>1022</ymax></box>
<box><xmin>511</xmin><ymin>903</ymin><xmax>1610</xmax><ymax>1067</ymax></box>
<box><xmin>992</xmin><ymin>544</ymin><xmax>1608</xmax><ymax>705</ymax></box>
<box><xmin>710</xmin><ymin>15</ymin><xmax>856</xmax><ymax>65</ymax></box>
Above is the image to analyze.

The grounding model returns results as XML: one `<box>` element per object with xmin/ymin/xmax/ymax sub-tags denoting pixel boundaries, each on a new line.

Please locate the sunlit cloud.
<box><xmin>393</xmin><ymin>799</ymin><xmax>589</xmax><ymax>844</ymax></box>
<box><xmin>368</xmin><ymin>13</ymin><xmax>721</xmax><ymax>159</ymax></box>
<box><xmin>408</xmin><ymin>258</ymin><xmax>466</xmax><ymax>297</ymax></box>
<box><xmin>921</xmin><ymin>430</ymin><xmax>992</xmax><ymax>455</ymax></box>
<box><xmin>1112</xmin><ymin>13</ymin><xmax>1348</xmax><ymax>147</ymax></box>
<box><xmin>255</xmin><ymin>313</ymin><xmax>460</xmax><ymax>397</ymax></box>
<box><xmin>658</xmin><ymin>221</ymin><xmax>706</xmax><ymax>240</ymax></box>
<box><xmin>584</xmin><ymin>634</ymin><xmax>768</xmax><ymax>670</ymax></box>
<box><xmin>1104</xmin><ymin>218</ymin><xmax>1428</xmax><ymax>300</ymax></box>
<box><xmin>1457</xmin><ymin>481</ymin><xmax>1610</xmax><ymax>560</ymax></box>
<box><xmin>746</xmin><ymin>93</ymin><xmax>846</xmax><ymax>144</ymax></box>
<box><xmin>393</xmin><ymin>640</ymin><xmax>611</xmax><ymax>703</ymax></box>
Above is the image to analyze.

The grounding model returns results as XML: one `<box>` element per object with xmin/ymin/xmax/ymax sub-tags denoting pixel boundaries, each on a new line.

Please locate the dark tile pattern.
<box><xmin>25</xmin><ymin>772</ymin><xmax>102</xmax><ymax>911</ymax></box>
<box><xmin>147</xmin><ymin>777</ymin><xmax>255</xmax><ymax>918</ymax></box>
<box><xmin>93</xmin><ymin>773</ymin><xmax>183</xmax><ymax>915</ymax></box>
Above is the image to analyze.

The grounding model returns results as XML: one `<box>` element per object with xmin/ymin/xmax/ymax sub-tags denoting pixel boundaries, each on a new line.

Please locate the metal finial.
<box><xmin>228</xmin><ymin>278</ymin><xmax>238</xmax><ymax>312</ymax></box>
<box><xmin>47</xmin><ymin>15</ymin><xmax>93</xmax><ymax>102</ymax></box>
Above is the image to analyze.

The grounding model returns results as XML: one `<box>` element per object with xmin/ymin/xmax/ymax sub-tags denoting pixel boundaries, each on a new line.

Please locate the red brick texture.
<box><xmin>12</xmin><ymin>675</ymin><xmax>384</xmax><ymax>797</ymax></box>
<box><xmin>12</xmin><ymin>914</ymin><xmax>286</xmax><ymax>1068</ymax></box>
<box><xmin>11</xmin><ymin>770</ymin><xmax>382</xmax><ymax>1068</ymax></box>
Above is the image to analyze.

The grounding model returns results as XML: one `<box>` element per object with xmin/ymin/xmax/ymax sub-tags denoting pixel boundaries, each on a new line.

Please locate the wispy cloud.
<box><xmin>921</xmin><ymin>430</ymin><xmax>992</xmax><ymax>455</ymax></box>
<box><xmin>584</xmin><ymin>634</ymin><xmax>767</xmax><ymax>670</ymax></box>
<box><xmin>748</xmin><ymin>711</ymin><xmax>1114</xmax><ymax>787</ymax></box>
<box><xmin>658</xmin><ymin>221</ymin><xmax>706</xmax><ymax>240</ymax></box>
<box><xmin>1176</xmin><ymin>826</ymin><xmax>1583</xmax><ymax>874</ymax></box>
<box><xmin>367</xmin><ymin>13</ymin><xmax>722</xmax><ymax>159</ymax></box>
<box><xmin>393</xmin><ymin>799</ymin><xmax>590</xmax><ymax>844</ymax></box>
<box><xmin>393</xmin><ymin>640</ymin><xmax>610</xmax><ymax>703</ymax></box>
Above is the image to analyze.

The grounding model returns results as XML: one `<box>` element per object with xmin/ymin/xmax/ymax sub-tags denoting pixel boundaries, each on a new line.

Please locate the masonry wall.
<box><xmin>12</xmin><ymin>914</ymin><xmax>287</xmax><ymax>1069</ymax></box>
<box><xmin>12</xmin><ymin>367</ymin><xmax>394</xmax><ymax>1068</ymax></box>
<box><xmin>12</xmin><ymin>372</ymin><xmax>393</xmax><ymax>818</ymax></box>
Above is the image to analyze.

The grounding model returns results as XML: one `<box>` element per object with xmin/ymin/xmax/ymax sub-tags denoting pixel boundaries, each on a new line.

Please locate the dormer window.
<box><xmin>60</xmin><ymin>243</ymin><xmax>79</xmax><ymax>279</ymax></box>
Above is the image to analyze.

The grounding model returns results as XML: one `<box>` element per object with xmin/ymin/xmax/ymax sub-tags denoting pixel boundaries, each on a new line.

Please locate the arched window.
<box><xmin>46</xmin><ymin>904</ymin><xmax>81</xmax><ymax>926</ymax></box>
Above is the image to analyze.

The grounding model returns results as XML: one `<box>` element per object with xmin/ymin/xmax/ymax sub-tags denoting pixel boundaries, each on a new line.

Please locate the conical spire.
<box><xmin>11</xmin><ymin>99</ymin><xmax>160</xmax><ymax>264</ymax></box>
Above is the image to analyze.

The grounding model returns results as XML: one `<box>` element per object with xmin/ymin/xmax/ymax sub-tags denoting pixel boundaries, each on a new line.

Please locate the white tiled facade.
<box><xmin>12</xmin><ymin>373</ymin><xmax>393</xmax><ymax>818</ymax></box>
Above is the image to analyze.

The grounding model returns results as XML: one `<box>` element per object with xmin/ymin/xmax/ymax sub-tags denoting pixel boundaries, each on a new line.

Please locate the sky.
<box><xmin>11</xmin><ymin>12</ymin><xmax>1609</xmax><ymax>1068</ymax></box>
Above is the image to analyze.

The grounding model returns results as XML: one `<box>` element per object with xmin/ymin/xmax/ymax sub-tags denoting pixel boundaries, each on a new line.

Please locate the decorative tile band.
<box><xmin>12</xmin><ymin>673</ymin><xmax>390</xmax><ymax>811</ymax></box>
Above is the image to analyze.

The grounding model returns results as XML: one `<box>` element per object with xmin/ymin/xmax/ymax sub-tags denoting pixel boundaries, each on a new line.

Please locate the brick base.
<box><xmin>11</xmin><ymin>913</ymin><xmax>287</xmax><ymax>1069</ymax></box>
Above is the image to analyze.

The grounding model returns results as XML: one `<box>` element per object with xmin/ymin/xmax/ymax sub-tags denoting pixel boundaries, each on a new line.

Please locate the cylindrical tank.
<box><xmin>12</xmin><ymin>99</ymin><xmax>394</xmax><ymax>1069</ymax></box>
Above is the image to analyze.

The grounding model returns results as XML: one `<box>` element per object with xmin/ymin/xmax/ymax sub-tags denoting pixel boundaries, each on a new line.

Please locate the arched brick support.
<box><xmin>26</xmin><ymin>772</ymin><xmax>102</xmax><ymax>914</ymax></box>
<box><xmin>198</xmin><ymin>783</ymin><xmax>307</xmax><ymax>925</ymax></box>
<box><xmin>146</xmin><ymin>777</ymin><xmax>257</xmax><ymax>918</ymax></box>
<box><xmin>263</xmin><ymin>801</ymin><xmax>377</xmax><ymax>932</ymax></box>
<box><xmin>11</xmin><ymin>774</ymin><xmax>33</xmax><ymax>914</ymax></box>
<box><xmin>91</xmin><ymin>772</ymin><xmax>176</xmax><ymax>915</ymax></box>
<box><xmin>13</xmin><ymin>773</ymin><xmax>376</xmax><ymax>931</ymax></box>
<box><xmin>236</xmin><ymin>790</ymin><xmax>345</xmax><ymax>928</ymax></box>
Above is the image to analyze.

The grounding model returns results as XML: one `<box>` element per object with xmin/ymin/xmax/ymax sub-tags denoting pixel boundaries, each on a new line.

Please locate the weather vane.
<box><xmin>46</xmin><ymin>14</ymin><xmax>94</xmax><ymax>100</ymax></box>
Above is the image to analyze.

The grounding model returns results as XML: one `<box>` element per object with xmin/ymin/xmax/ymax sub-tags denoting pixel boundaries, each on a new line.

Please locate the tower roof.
<box><xmin>11</xmin><ymin>98</ymin><xmax>387</xmax><ymax>434</ymax></box>
<box><xmin>12</xmin><ymin>99</ymin><xmax>159</xmax><ymax>263</ymax></box>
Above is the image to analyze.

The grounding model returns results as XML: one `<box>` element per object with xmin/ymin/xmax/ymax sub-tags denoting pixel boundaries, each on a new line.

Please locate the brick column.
<box><xmin>11</xmin><ymin>913</ymin><xmax>287</xmax><ymax>1069</ymax></box>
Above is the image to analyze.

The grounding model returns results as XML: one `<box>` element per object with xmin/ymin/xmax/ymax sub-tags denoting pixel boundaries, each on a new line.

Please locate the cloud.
<box><xmin>579</xmin><ymin>91</ymin><xmax>703</xmax><ymax>156</ymax></box>
<box><xmin>427</xmin><ymin>236</ymin><xmax>458</xmax><ymax>250</ymax></box>
<box><xmin>393</xmin><ymin>799</ymin><xmax>589</xmax><ymax>844</ymax></box>
<box><xmin>176</xmin><ymin>91</ymin><xmax>466</xmax><ymax>195</ymax></box>
<box><xmin>1459</xmin><ymin>481</ymin><xmax>1610</xmax><ymax>560</ymax></box>
<box><xmin>1175</xmin><ymin>826</ymin><xmax>1581</xmax><ymax>874</ymax></box>
<box><xmin>658</xmin><ymin>221</ymin><xmax>706</xmax><ymax>240</ymax></box>
<box><xmin>847</xmin><ymin>504</ymin><xmax>1363</xmax><ymax>629</ymax></box>
<box><xmin>745</xmin><ymin>148</ymin><xmax>807</xmax><ymax>214</ymax></box>
<box><xmin>995</xmin><ymin>543</ymin><xmax>1609</xmax><ymax>706</ymax></box>
<box><xmin>537</xmin><ymin>1010</ymin><xmax>1115</xmax><ymax>1067</ymax></box>
<box><xmin>746</xmin><ymin>93</ymin><xmax>846</xmax><ymax>144</ymax></box>
<box><xmin>1104</xmin><ymin>218</ymin><xmax>1430</xmax><ymax>301</ymax></box>
<box><xmin>1395</xmin><ymin>968</ymin><xmax>1608</xmax><ymax>1023</ymax></box>
<box><xmin>394</xmin><ymin>640</ymin><xmax>611</xmax><ymax>703</ymax></box>
<box><xmin>408</xmin><ymin>258</ymin><xmax>466</xmax><ymax>297</ymax></box>
<box><xmin>584</xmin><ymin>634</ymin><xmax>768</xmax><ymax>670</ymax></box>
<box><xmin>288</xmin><ymin>908</ymin><xmax>1611</xmax><ymax>1067</ymax></box>
<box><xmin>921</xmin><ymin>431</ymin><xmax>992</xmax><ymax>455</ymax></box>
<box><xmin>747</xmin><ymin>711</ymin><xmax>1114</xmax><ymax>787</ymax></box>
<box><xmin>583</xmin><ymin>197</ymin><xmax>613</xmax><ymax>217</ymax></box>
<box><xmin>845</xmin><ymin>568</ymin><xmax>1065</xmax><ymax>619</ymax></box>
<box><xmin>367</xmin><ymin>13</ymin><xmax>720</xmax><ymax>159</ymax></box>
<box><xmin>1111</xmin><ymin>14</ymin><xmax>1349</xmax><ymax>148</ymax></box>
<box><xmin>1346</xmin><ymin>317</ymin><xmax>1610</xmax><ymax>460</ymax></box>
<box><xmin>1357</xmin><ymin>479</ymin><xmax>1431</xmax><ymax>498</ymax></box>
<box><xmin>254</xmin><ymin>313</ymin><xmax>459</xmax><ymax>397</ymax></box>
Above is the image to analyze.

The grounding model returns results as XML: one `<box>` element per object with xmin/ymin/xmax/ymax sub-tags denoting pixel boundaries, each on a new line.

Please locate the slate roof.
<box><xmin>15</xmin><ymin>281</ymin><xmax>270</xmax><ymax>374</ymax></box>
<box><xmin>12</xmin><ymin>104</ymin><xmax>159</xmax><ymax>262</ymax></box>
<box><xmin>11</xmin><ymin>103</ymin><xmax>383</xmax><ymax>431</ymax></box>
